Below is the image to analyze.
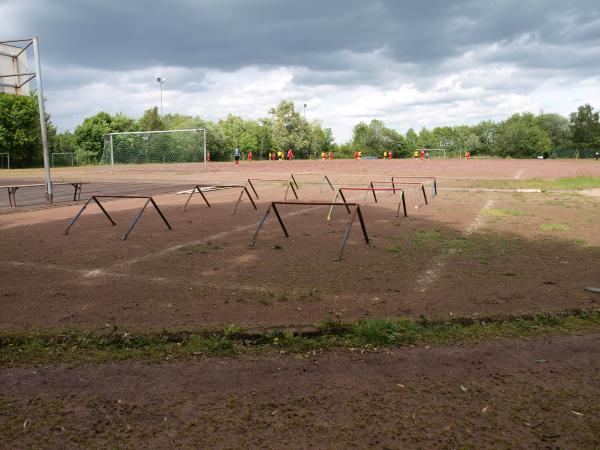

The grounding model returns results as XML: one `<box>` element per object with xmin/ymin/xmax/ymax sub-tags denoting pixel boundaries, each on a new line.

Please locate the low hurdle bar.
<box><xmin>246</xmin><ymin>178</ymin><xmax>299</xmax><ymax>201</ymax></box>
<box><xmin>64</xmin><ymin>195</ymin><xmax>172</xmax><ymax>241</ymax></box>
<box><xmin>249</xmin><ymin>201</ymin><xmax>369</xmax><ymax>261</ymax></box>
<box><xmin>183</xmin><ymin>184</ymin><xmax>257</xmax><ymax>215</ymax></box>
<box><xmin>369</xmin><ymin>181</ymin><xmax>428</xmax><ymax>205</ymax></box>
<box><xmin>327</xmin><ymin>187</ymin><xmax>407</xmax><ymax>220</ymax></box>
<box><xmin>391</xmin><ymin>176</ymin><xmax>438</xmax><ymax>197</ymax></box>
<box><xmin>290</xmin><ymin>172</ymin><xmax>335</xmax><ymax>193</ymax></box>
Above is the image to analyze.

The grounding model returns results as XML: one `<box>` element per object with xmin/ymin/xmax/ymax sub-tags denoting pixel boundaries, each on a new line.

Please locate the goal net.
<box><xmin>51</xmin><ymin>152</ymin><xmax>75</xmax><ymax>167</ymax></box>
<box><xmin>0</xmin><ymin>153</ymin><xmax>9</xmax><ymax>169</ymax></box>
<box><xmin>101</xmin><ymin>129</ymin><xmax>207</xmax><ymax>169</ymax></box>
<box><xmin>424</xmin><ymin>148</ymin><xmax>461</xmax><ymax>159</ymax></box>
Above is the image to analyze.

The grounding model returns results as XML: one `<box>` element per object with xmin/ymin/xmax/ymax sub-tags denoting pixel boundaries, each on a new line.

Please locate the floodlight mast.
<box><xmin>0</xmin><ymin>37</ymin><xmax>52</xmax><ymax>200</ymax></box>
<box><xmin>156</xmin><ymin>77</ymin><xmax>166</xmax><ymax>115</ymax></box>
<box><xmin>32</xmin><ymin>37</ymin><xmax>52</xmax><ymax>200</ymax></box>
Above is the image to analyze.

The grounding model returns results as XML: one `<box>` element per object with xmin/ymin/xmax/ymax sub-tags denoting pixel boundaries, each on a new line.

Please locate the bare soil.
<box><xmin>1</xmin><ymin>161</ymin><xmax>600</xmax><ymax>331</ymax></box>
<box><xmin>1</xmin><ymin>333</ymin><xmax>599</xmax><ymax>448</ymax></box>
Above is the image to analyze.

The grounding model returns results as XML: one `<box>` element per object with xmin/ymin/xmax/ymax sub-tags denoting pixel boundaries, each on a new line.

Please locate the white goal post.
<box><xmin>51</xmin><ymin>152</ymin><xmax>75</xmax><ymax>167</ymax></box>
<box><xmin>102</xmin><ymin>128</ymin><xmax>207</xmax><ymax>171</ymax></box>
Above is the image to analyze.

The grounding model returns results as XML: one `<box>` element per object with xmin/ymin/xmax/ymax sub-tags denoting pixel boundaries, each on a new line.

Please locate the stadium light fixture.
<box><xmin>156</xmin><ymin>77</ymin><xmax>166</xmax><ymax>115</ymax></box>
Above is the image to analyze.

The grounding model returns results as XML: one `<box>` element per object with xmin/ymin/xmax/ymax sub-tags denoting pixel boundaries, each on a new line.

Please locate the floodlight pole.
<box><xmin>203</xmin><ymin>129</ymin><xmax>207</xmax><ymax>172</ymax></box>
<box><xmin>32</xmin><ymin>37</ymin><xmax>52</xmax><ymax>202</ymax></box>
<box><xmin>157</xmin><ymin>77</ymin><xmax>165</xmax><ymax>115</ymax></box>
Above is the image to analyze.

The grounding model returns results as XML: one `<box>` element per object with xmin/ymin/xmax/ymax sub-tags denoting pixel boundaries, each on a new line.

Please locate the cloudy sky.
<box><xmin>2</xmin><ymin>0</ymin><xmax>600</xmax><ymax>141</ymax></box>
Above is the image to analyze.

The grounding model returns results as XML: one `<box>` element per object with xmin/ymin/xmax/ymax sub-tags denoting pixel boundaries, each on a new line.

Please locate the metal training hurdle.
<box><xmin>289</xmin><ymin>172</ymin><xmax>335</xmax><ymax>193</ymax></box>
<box><xmin>249</xmin><ymin>201</ymin><xmax>369</xmax><ymax>261</ymax></box>
<box><xmin>327</xmin><ymin>187</ymin><xmax>407</xmax><ymax>220</ymax></box>
<box><xmin>183</xmin><ymin>184</ymin><xmax>257</xmax><ymax>215</ymax></box>
<box><xmin>64</xmin><ymin>195</ymin><xmax>172</xmax><ymax>241</ymax></box>
<box><xmin>369</xmin><ymin>180</ymin><xmax>428</xmax><ymax>206</ymax></box>
<box><xmin>391</xmin><ymin>176</ymin><xmax>438</xmax><ymax>197</ymax></box>
<box><xmin>246</xmin><ymin>178</ymin><xmax>299</xmax><ymax>201</ymax></box>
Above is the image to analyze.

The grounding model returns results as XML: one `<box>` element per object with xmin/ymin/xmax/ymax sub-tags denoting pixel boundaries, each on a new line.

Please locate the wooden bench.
<box><xmin>0</xmin><ymin>182</ymin><xmax>85</xmax><ymax>207</ymax></box>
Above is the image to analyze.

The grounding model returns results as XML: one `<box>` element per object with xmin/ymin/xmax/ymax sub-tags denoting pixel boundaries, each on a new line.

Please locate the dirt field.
<box><xmin>1</xmin><ymin>159</ymin><xmax>600</xmax><ymax>448</ymax></box>
<box><xmin>1</xmin><ymin>160</ymin><xmax>600</xmax><ymax>331</ymax></box>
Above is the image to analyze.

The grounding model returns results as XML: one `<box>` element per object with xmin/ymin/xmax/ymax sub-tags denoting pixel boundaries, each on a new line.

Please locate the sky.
<box><xmin>1</xmin><ymin>0</ymin><xmax>600</xmax><ymax>142</ymax></box>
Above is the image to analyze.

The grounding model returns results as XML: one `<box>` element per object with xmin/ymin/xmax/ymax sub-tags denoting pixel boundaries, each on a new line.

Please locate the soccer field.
<box><xmin>2</xmin><ymin>159</ymin><xmax>600</xmax><ymax>447</ymax></box>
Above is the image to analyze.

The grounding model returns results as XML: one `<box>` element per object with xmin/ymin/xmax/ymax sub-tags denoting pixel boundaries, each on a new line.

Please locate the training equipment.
<box><xmin>51</xmin><ymin>152</ymin><xmax>75</xmax><ymax>167</ymax></box>
<box><xmin>249</xmin><ymin>201</ymin><xmax>369</xmax><ymax>261</ymax></box>
<box><xmin>392</xmin><ymin>176</ymin><xmax>438</xmax><ymax>197</ymax></box>
<box><xmin>247</xmin><ymin>178</ymin><xmax>299</xmax><ymax>201</ymax></box>
<box><xmin>290</xmin><ymin>172</ymin><xmax>335</xmax><ymax>193</ymax></box>
<box><xmin>102</xmin><ymin>129</ymin><xmax>207</xmax><ymax>170</ymax></box>
<box><xmin>369</xmin><ymin>181</ymin><xmax>428</xmax><ymax>207</ymax></box>
<box><xmin>183</xmin><ymin>184</ymin><xmax>257</xmax><ymax>215</ymax></box>
<box><xmin>0</xmin><ymin>153</ymin><xmax>9</xmax><ymax>169</ymax></box>
<box><xmin>64</xmin><ymin>195</ymin><xmax>172</xmax><ymax>241</ymax></box>
<box><xmin>327</xmin><ymin>187</ymin><xmax>407</xmax><ymax>220</ymax></box>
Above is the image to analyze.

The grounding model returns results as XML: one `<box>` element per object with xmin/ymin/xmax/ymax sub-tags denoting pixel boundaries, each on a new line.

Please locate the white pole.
<box><xmin>109</xmin><ymin>134</ymin><xmax>114</xmax><ymax>171</ymax></box>
<box><xmin>32</xmin><ymin>37</ymin><xmax>52</xmax><ymax>202</ymax></box>
<box><xmin>203</xmin><ymin>129</ymin><xmax>207</xmax><ymax>172</ymax></box>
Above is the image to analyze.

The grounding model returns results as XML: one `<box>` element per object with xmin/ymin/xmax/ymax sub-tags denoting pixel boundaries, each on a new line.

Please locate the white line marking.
<box><xmin>514</xmin><ymin>170</ymin><xmax>523</xmax><ymax>180</ymax></box>
<box><xmin>415</xmin><ymin>198</ymin><xmax>494</xmax><ymax>292</ymax></box>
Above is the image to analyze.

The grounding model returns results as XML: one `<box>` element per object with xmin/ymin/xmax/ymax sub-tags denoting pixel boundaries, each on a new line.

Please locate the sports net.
<box><xmin>101</xmin><ymin>129</ymin><xmax>206</xmax><ymax>167</ymax></box>
<box><xmin>51</xmin><ymin>152</ymin><xmax>75</xmax><ymax>167</ymax></box>
<box><xmin>0</xmin><ymin>153</ymin><xmax>9</xmax><ymax>169</ymax></box>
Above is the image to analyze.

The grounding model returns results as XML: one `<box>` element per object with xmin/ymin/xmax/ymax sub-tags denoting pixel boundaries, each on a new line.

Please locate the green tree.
<box><xmin>569</xmin><ymin>104</ymin><xmax>600</xmax><ymax>151</ymax></box>
<box><xmin>0</xmin><ymin>93</ymin><xmax>50</xmax><ymax>168</ymax></box>
<box><xmin>495</xmin><ymin>113</ymin><xmax>551</xmax><ymax>157</ymax></box>
<box><xmin>74</xmin><ymin>112</ymin><xmax>136</xmax><ymax>163</ymax></box>
<box><xmin>536</xmin><ymin>112</ymin><xmax>572</xmax><ymax>151</ymax></box>
<box><xmin>138</xmin><ymin>107</ymin><xmax>165</xmax><ymax>131</ymax></box>
<box><xmin>269</xmin><ymin>100</ymin><xmax>309</xmax><ymax>153</ymax></box>
<box><xmin>404</xmin><ymin>128</ymin><xmax>419</xmax><ymax>153</ymax></box>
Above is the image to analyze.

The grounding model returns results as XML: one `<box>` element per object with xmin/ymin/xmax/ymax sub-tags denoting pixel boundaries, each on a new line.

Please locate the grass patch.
<box><xmin>2</xmin><ymin>311</ymin><xmax>600</xmax><ymax>365</ymax></box>
<box><xmin>477</xmin><ymin>176</ymin><xmax>600</xmax><ymax>191</ymax></box>
<box><xmin>410</xmin><ymin>230</ymin><xmax>475</xmax><ymax>253</ymax></box>
<box><xmin>484</xmin><ymin>208</ymin><xmax>527</xmax><ymax>217</ymax></box>
<box><xmin>539</xmin><ymin>223</ymin><xmax>570</xmax><ymax>232</ymax></box>
<box><xmin>180</xmin><ymin>241</ymin><xmax>222</xmax><ymax>255</ymax></box>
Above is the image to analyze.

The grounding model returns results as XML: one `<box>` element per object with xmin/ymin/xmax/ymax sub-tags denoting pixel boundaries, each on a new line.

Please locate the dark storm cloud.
<box><xmin>9</xmin><ymin>0</ymin><xmax>600</xmax><ymax>76</ymax></box>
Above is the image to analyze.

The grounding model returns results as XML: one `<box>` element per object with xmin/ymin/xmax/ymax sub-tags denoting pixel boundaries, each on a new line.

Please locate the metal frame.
<box><xmin>64</xmin><ymin>195</ymin><xmax>172</xmax><ymax>241</ymax></box>
<box><xmin>106</xmin><ymin>128</ymin><xmax>208</xmax><ymax>172</ymax></box>
<box><xmin>0</xmin><ymin>37</ymin><xmax>52</xmax><ymax>200</ymax></box>
<box><xmin>391</xmin><ymin>176</ymin><xmax>437</xmax><ymax>197</ymax></box>
<box><xmin>369</xmin><ymin>180</ymin><xmax>428</xmax><ymax>205</ymax></box>
<box><xmin>249</xmin><ymin>201</ymin><xmax>369</xmax><ymax>261</ymax></box>
<box><xmin>246</xmin><ymin>178</ymin><xmax>299</xmax><ymax>201</ymax></box>
<box><xmin>327</xmin><ymin>187</ymin><xmax>407</xmax><ymax>220</ymax></box>
<box><xmin>290</xmin><ymin>172</ymin><xmax>335</xmax><ymax>193</ymax></box>
<box><xmin>183</xmin><ymin>184</ymin><xmax>257</xmax><ymax>215</ymax></box>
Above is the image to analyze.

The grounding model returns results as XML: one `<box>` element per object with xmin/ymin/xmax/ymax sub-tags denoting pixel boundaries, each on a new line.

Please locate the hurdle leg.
<box><xmin>247</xmin><ymin>179</ymin><xmax>259</xmax><ymax>199</ymax></box>
<box><xmin>248</xmin><ymin>205</ymin><xmax>272</xmax><ymax>246</ymax></box>
<box><xmin>122</xmin><ymin>199</ymin><xmax>151</xmax><ymax>240</ymax></box>
<box><xmin>326</xmin><ymin>190</ymin><xmax>340</xmax><ymax>221</ymax></box>
<box><xmin>92</xmin><ymin>196</ymin><xmax>117</xmax><ymax>225</ymax></box>
<box><xmin>231</xmin><ymin>187</ymin><xmax>247</xmax><ymax>214</ymax></box>
<box><xmin>271</xmin><ymin>203</ymin><xmax>289</xmax><ymax>237</ymax></box>
<box><xmin>356</xmin><ymin>205</ymin><xmax>369</xmax><ymax>243</ymax></box>
<box><xmin>290</xmin><ymin>174</ymin><xmax>299</xmax><ymax>189</ymax></box>
<box><xmin>244</xmin><ymin>187</ymin><xmax>257</xmax><ymax>210</ymax></box>
<box><xmin>149</xmin><ymin>198</ymin><xmax>172</xmax><ymax>230</ymax></box>
<box><xmin>421</xmin><ymin>184</ymin><xmax>428</xmax><ymax>205</ymax></box>
<box><xmin>64</xmin><ymin>197</ymin><xmax>96</xmax><ymax>235</ymax></box>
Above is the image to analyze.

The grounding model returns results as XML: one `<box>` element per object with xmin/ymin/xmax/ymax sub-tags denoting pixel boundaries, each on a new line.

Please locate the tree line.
<box><xmin>2</xmin><ymin>94</ymin><xmax>600</xmax><ymax>168</ymax></box>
